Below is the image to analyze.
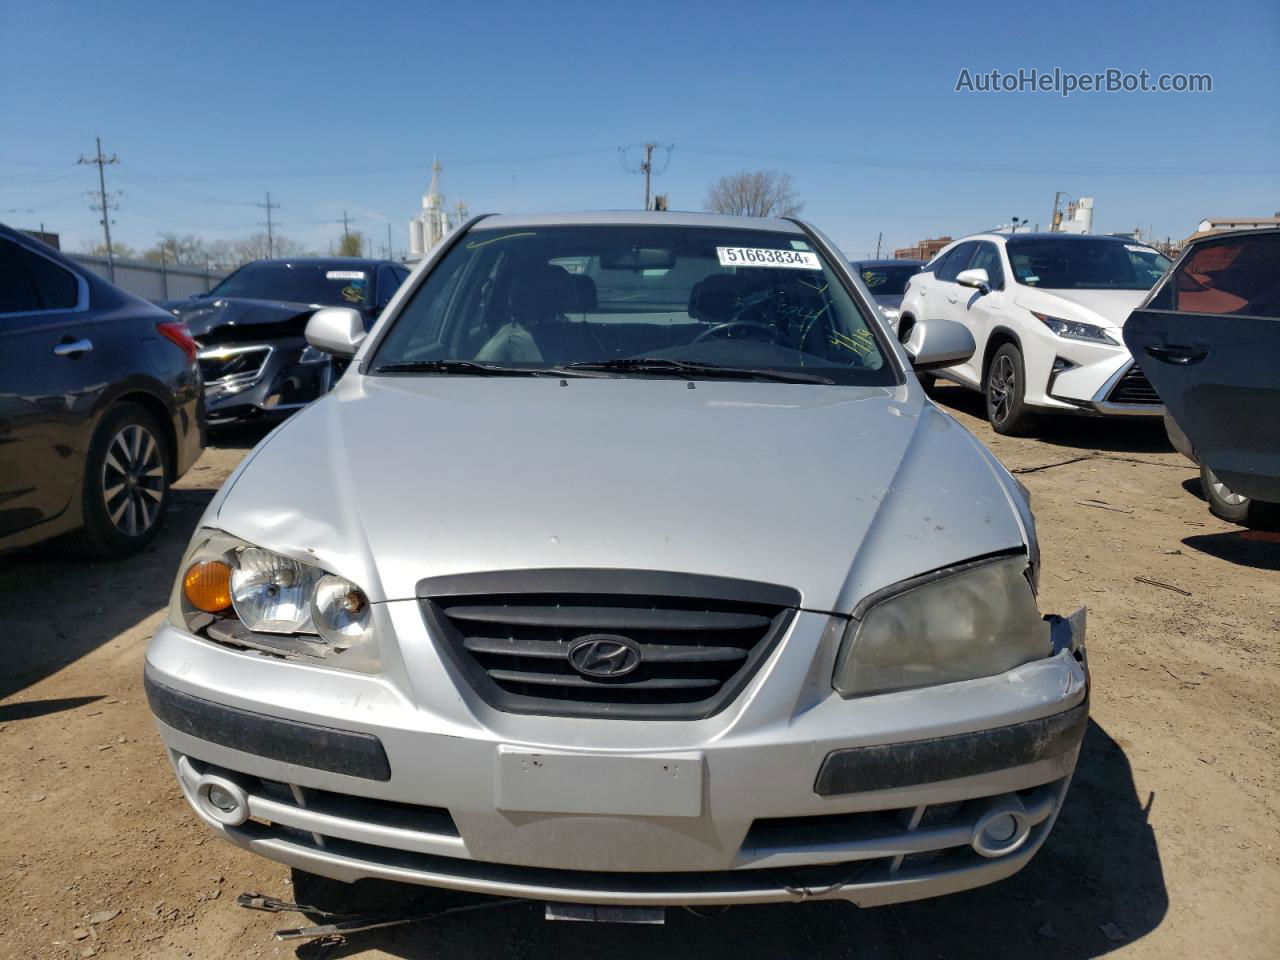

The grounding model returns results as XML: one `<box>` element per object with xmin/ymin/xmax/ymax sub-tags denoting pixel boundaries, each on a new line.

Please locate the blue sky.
<box><xmin>2</xmin><ymin>0</ymin><xmax>1277</xmax><ymax>258</ymax></box>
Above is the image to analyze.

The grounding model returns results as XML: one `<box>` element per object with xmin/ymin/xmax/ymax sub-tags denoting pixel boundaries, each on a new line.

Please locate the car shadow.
<box><xmin>1183</xmin><ymin>531</ymin><xmax>1280</xmax><ymax>571</ymax></box>
<box><xmin>288</xmin><ymin>721</ymin><xmax>1166</xmax><ymax>960</ymax></box>
<box><xmin>0</xmin><ymin>485</ymin><xmax>214</xmax><ymax>706</ymax></box>
<box><xmin>928</xmin><ymin>384</ymin><xmax>1172</xmax><ymax>455</ymax></box>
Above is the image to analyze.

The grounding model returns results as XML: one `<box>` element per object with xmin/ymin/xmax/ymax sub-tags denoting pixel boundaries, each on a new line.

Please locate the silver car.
<box><xmin>146</xmin><ymin>212</ymin><xmax>1088</xmax><ymax>913</ymax></box>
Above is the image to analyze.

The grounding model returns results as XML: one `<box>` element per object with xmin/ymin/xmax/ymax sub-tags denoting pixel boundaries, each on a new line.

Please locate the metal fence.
<box><xmin>70</xmin><ymin>254</ymin><xmax>229</xmax><ymax>302</ymax></box>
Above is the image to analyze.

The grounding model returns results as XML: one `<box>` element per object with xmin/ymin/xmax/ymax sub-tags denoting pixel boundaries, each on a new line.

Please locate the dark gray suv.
<box><xmin>0</xmin><ymin>225</ymin><xmax>204</xmax><ymax>557</ymax></box>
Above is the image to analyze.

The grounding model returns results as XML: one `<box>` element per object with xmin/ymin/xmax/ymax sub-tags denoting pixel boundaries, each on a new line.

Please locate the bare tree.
<box><xmin>704</xmin><ymin>170</ymin><xmax>803</xmax><ymax>218</ymax></box>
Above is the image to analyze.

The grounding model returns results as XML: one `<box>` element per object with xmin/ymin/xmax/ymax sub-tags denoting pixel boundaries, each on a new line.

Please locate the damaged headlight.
<box><xmin>169</xmin><ymin>530</ymin><xmax>379</xmax><ymax>672</ymax></box>
<box><xmin>833</xmin><ymin>555</ymin><xmax>1050</xmax><ymax>697</ymax></box>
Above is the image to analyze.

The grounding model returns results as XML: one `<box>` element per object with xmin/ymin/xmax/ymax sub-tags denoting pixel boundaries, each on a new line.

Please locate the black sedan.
<box><xmin>0</xmin><ymin>224</ymin><xmax>204</xmax><ymax>557</ymax></box>
<box><xmin>1124</xmin><ymin>227</ymin><xmax>1280</xmax><ymax>527</ymax></box>
<box><xmin>163</xmin><ymin>257</ymin><xmax>410</xmax><ymax>426</ymax></box>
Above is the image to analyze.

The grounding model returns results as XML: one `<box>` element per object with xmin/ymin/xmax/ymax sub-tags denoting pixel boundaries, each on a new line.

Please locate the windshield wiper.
<box><xmin>374</xmin><ymin>360</ymin><xmax>568</xmax><ymax>377</ymax></box>
<box><xmin>559</xmin><ymin>357</ymin><xmax>835</xmax><ymax>384</ymax></box>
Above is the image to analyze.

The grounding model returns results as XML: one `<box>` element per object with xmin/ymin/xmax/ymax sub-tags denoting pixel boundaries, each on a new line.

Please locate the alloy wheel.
<box><xmin>101</xmin><ymin>424</ymin><xmax>166</xmax><ymax>537</ymax></box>
<box><xmin>1208</xmin><ymin>471</ymin><xmax>1248</xmax><ymax>506</ymax></box>
<box><xmin>988</xmin><ymin>354</ymin><xmax>1016</xmax><ymax>425</ymax></box>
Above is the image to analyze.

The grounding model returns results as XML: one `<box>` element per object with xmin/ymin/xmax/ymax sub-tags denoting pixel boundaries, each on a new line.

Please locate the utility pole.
<box><xmin>256</xmin><ymin>191</ymin><xmax>281</xmax><ymax>258</ymax></box>
<box><xmin>875</xmin><ymin>232</ymin><xmax>883</xmax><ymax>258</ymax></box>
<box><xmin>340</xmin><ymin>210</ymin><xmax>351</xmax><ymax>242</ymax></box>
<box><xmin>1050</xmin><ymin>191</ymin><xmax>1064</xmax><ymax>232</ymax></box>
<box><xmin>386</xmin><ymin>222</ymin><xmax>393</xmax><ymax>261</ymax></box>
<box><xmin>620</xmin><ymin>142</ymin><xmax>672</xmax><ymax>210</ymax></box>
<box><xmin>78</xmin><ymin>137</ymin><xmax>120</xmax><ymax>281</ymax></box>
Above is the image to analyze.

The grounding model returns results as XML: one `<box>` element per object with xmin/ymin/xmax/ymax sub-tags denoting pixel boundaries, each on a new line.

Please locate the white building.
<box><xmin>1054</xmin><ymin>196</ymin><xmax>1094</xmax><ymax>234</ymax></box>
<box><xmin>408</xmin><ymin>159</ymin><xmax>468</xmax><ymax>257</ymax></box>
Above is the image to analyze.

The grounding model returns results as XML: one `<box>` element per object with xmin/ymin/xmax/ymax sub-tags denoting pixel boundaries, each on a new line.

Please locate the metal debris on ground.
<box><xmin>237</xmin><ymin>890</ymin><xmax>519</xmax><ymax>942</ymax></box>
<box><xmin>1075</xmin><ymin>499</ymin><xmax>1134</xmax><ymax>514</ymax></box>
<box><xmin>1134</xmin><ymin>575</ymin><xmax>1191</xmax><ymax>596</ymax></box>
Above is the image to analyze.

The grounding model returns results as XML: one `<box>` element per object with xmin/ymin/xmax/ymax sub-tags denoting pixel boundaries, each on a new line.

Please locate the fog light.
<box><xmin>980</xmin><ymin>813</ymin><xmax>1018</xmax><ymax>844</ymax></box>
<box><xmin>970</xmin><ymin>798</ymin><xmax>1031</xmax><ymax>858</ymax></box>
<box><xmin>195</xmin><ymin>775</ymin><xmax>248</xmax><ymax>826</ymax></box>
<box><xmin>206</xmin><ymin>784</ymin><xmax>236</xmax><ymax>812</ymax></box>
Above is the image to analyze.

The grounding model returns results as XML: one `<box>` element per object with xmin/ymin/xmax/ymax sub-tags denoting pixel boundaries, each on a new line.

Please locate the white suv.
<box><xmin>898</xmin><ymin>232</ymin><xmax>1171</xmax><ymax>434</ymax></box>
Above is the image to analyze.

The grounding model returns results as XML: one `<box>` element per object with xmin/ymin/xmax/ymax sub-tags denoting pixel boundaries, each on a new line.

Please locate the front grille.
<box><xmin>198</xmin><ymin>344</ymin><xmax>272</xmax><ymax>390</ymax></box>
<box><xmin>418</xmin><ymin>569</ymin><xmax>799</xmax><ymax>720</ymax></box>
<box><xmin>1107</xmin><ymin>364</ymin><xmax>1161</xmax><ymax>404</ymax></box>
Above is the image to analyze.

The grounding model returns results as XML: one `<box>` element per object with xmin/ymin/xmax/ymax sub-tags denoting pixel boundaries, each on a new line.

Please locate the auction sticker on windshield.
<box><xmin>326</xmin><ymin>270</ymin><xmax>367</xmax><ymax>280</ymax></box>
<box><xmin>717</xmin><ymin>247</ymin><xmax>821</xmax><ymax>269</ymax></box>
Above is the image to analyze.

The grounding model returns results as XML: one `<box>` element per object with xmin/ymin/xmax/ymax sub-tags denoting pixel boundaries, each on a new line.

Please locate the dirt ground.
<box><xmin>2</xmin><ymin>383</ymin><xmax>1277</xmax><ymax>960</ymax></box>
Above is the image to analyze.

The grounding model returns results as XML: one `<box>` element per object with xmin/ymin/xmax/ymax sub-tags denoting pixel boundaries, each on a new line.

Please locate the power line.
<box><xmin>619</xmin><ymin>142</ymin><xmax>673</xmax><ymax>210</ymax></box>
<box><xmin>77</xmin><ymin>137</ymin><xmax>120</xmax><ymax>281</ymax></box>
<box><xmin>256</xmin><ymin>191</ymin><xmax>281</xmax><ymax>257</ymax></box>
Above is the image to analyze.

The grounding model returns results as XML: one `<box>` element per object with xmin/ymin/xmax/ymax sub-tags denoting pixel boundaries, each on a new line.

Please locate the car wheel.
<box><xmin>70</xmin><ymin>402</ymin><xmax>171</xmax><ymax>558</ymax></box>
<box><xmin>1199</xmin><ymin>463</ymin><xmax>1280</xmax><ymax>529</ymax></box>
<box><xmin>985</xmin><ymin>343</ymin><xmax>1038</xmax><ymax>436</ymax></box>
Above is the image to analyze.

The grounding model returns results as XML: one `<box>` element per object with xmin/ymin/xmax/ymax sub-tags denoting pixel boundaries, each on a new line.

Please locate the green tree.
<box><xmin>337</xmin><ymin>230</ymin><xmax>364</xmax><ymax>257</ymax></box>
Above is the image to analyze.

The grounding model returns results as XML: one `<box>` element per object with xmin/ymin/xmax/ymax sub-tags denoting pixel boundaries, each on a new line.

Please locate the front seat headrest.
<box><xmin>688</xmin><ymin>273</ymin><xmax>750</xmax><ymax>323</ymax></box>
<box><xmin>509</xmin><ymin>262</ymin><xmax>578</xmax><ymax>322</ymax></box>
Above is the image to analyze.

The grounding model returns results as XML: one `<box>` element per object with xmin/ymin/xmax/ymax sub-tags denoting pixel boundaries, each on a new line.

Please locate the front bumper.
<box><xmin>200</xmin><ymin>339</ymin><xmax>331</xmax><ymax>425</ymax></box>
<box><xmin>1021</xmin><ymin>330</ymin><xmax>1162</xmax><ymax>417</ymax></box>
<box><xmin>145</xmin><ymin>607</ymin><xmax>1088</xmax><ymax>907</ymax></box>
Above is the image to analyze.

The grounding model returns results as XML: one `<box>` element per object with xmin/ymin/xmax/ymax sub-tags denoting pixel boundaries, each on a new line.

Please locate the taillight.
<box><xmin>156</xmin><ymin>320</ymin><xmax>199</xmax><ymax>364</ymax></box>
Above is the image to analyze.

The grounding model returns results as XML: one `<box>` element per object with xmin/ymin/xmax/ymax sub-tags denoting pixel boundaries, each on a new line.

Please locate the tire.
<box><xmin>984</xmin><ymin>342</ymin><xmax>1038</xmax><ymax>436</ymax></box>
<box><xmin>68</xmin><ymin>402</ymin><xmax>171</xmax><ymax>558</ymax></box>
<box><xmin>1199</xmin><ymin>463</ymin><xmax>1280</xmax><ymax>529</ymax></box>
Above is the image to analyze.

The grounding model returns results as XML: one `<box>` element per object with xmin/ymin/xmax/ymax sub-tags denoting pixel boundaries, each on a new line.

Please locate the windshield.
<box><xmin>1005</xmin><ymin>238</ymin><xmax>1172</xmax><ymax>290</ymax></box>
<box><xmin>209</xmin><ymin>262</ymin><xmax>372</xmax><ymax>307</ymax></box>
<box><xmin>370</xmin><ymin>225</ymin><xmax>894</xmax><ymax>385</ymax></box>
<box><xmin>853</xmin><ymin>263</ymin><xmax>920</xmax><ymax>296</ymax></box>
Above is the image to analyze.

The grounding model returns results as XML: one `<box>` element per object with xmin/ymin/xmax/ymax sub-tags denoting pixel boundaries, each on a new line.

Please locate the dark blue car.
<box><xmin>163</xmin><ymin>257</ymin><xmax>410</xmax><ymax>426</ymax></box>
<box><xmin>0</xmin><ymin>224</ymin><xmax>204</xmax><ymax>557</ymax></box>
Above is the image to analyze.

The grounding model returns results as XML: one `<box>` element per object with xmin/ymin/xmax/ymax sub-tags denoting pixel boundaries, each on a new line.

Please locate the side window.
<box><xmin>0</xmin><ymin>239</ymin><xmax>44</xmax><ymax>314</ymax></box>
<box><xmin>18</xmin><ymin>245</ymin><xmax>79</xmax><ymax>309</ymax></box>
<box><xmin>968</xmin><ymin>242</ymin><xmax>1005</xmax><ymax>290</ymax></box>
<box><xmin>923</xmin><ymin>249</ymin><xmax>952</xmax><ymax>276</ymax></box>
<box><xmin>935</xmin><ymin>242</ymin><xmax>978</xmax><ymax>283</ymax></box>
<box><xmin>1152</xmin><ymin>234</ymin><xmax>1280</xmax><ymax>318</ymax></box>
<box><xmin>376</xmin><ymin>265</ymin><xmax>403</xmax><ymax>308</ymax></box>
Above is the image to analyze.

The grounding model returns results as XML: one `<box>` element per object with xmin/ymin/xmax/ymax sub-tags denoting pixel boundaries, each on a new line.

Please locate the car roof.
<box><xmin>974</xmin><ymin>232</ymin><xmax>1137</xmax><ymax>244</ymax></box>
<box><xmin>247</xmin><ymin>257</ymin><xmax>400</xmax><ymax>268</ymax></box>
<box><xmin>471</xmin><ymin>210</ymin><xmax>805</xmax><ymax>232</ymax></box>
<box><xmin>1185</xmin><ymin>225</ymin><xmax>1280</xmax><ymax>245</ymax></box>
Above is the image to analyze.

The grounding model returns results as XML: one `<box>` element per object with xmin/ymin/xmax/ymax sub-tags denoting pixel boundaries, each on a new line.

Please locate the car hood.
<box><xmin>1013</xmin><ymin>288</ymin><xmax>1150</xmax><ymax>330</ymax></box>
<box><xmin>165</xmin><ymin>296</ymin><xmax>322</xmax><ymax>342</ymax></box>
<box><xmin>210</xmin><ymin>376</ymin><xmax>1030</xmax><ymax>612</ymax></box>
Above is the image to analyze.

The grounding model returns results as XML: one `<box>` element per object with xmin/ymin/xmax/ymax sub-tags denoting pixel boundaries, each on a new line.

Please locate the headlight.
<box><xmin>1032</xmin><ymin>312</ymin><xmax>1118</xmax><ymax>344</ymax></box>
<box><xmin>169</xmin><ymin>530</ymin><xmax>379</xmax><ymax>672</ymax></box>
<box><xmin>298</xmin><ymin>344</ymin><xmax>329</xmax><ymax>364</ymax></box>
<box><xmin>833</xmin><ymin>555</ymin><xmax>1050</xmax><ymax>697</ymax></box>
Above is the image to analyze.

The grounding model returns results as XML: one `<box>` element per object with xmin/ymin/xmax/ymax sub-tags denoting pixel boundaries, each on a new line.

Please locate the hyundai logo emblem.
<box><xmin>567</xmin><ymin>634</ymin><xmax>642</xmax><ymax>678</ymax></box>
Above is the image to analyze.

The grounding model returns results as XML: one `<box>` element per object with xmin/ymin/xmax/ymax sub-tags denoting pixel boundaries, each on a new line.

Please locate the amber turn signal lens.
<box><xmin>184</xmin><ymin>560</ymin><xmax>232</xmax><ymax>612</ymax></box>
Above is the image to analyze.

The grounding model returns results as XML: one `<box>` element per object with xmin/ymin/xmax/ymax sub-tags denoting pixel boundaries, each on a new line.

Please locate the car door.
<box><xmin>0</xmin><ymin>236</ymin><xmax>102</xmax><ymax>538</ymax></box>
<box><xmin>928</xmin><ymin>241</ymin><xmax>979</xmax><ymax>383</ymax></box>
<box><xmin>1124</xmin><ymin>231</ymin><xmax>1280</xmax><ymax>502</ymax></box>
<box><xmin>947</xmin><ymin>240</ymin><xmax>1009</xmax><ymax>386</ymax></box>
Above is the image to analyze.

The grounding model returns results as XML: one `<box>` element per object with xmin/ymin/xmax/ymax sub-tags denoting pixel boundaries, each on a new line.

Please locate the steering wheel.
<box><xmin>692</xmin><ymin>320</ymin><xmax>785</xmax><ymax>345</ymax></box>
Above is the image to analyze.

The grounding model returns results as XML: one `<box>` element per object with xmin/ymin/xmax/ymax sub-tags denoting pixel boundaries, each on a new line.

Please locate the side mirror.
<box><xmin>305</xmin><ymin>307</ymin><xmax>367</xmax><ymax>359</ymax></box>
<box><xmin>904</xmin><ymin>318</ymin><xmax>976</xmax><ymax>371</ymax></box>
<box><xmin>956</xmin><ymin>268</ymin><xmax>990</xmax><ymax>293</ymax></box>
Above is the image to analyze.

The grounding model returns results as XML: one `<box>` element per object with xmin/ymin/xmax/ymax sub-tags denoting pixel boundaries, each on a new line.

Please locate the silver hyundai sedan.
<box><xmin>146</xmin><ymin>211</ymin><xmax>1088</xmax><ymax>912</ymax></box>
